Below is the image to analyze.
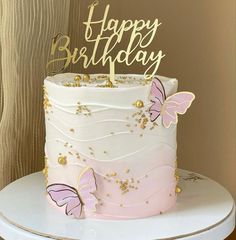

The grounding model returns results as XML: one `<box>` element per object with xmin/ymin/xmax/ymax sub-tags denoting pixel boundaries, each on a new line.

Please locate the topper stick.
<box><xmin>109</xmin><ymin>60</ymin><xmax>115</xmax><ymax>84</ymax></box>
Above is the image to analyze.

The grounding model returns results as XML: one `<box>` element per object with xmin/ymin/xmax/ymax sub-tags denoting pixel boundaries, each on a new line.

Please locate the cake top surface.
<box><xmin>45</xmin><ymin>73</ymin><xmax>178</xmax><ymax>90</ymax></box>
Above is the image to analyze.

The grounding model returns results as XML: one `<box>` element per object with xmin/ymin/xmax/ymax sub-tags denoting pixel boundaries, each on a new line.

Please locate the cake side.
<box><xmin>43</xmin><ymin>73</ymin><xmax>179</xmax><ymax>219</ymax></box>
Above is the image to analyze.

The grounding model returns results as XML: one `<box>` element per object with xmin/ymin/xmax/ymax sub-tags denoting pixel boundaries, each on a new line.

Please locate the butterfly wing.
<box><xmin>149</xmin><ymin>78</ymin><xmax>166</xmax><ymax>122</ymax></box>
<box><xmin>162</xmin><ymin>92</ymin><xmax>195</xmax><ymax>128</ymax></box>
<box><xmin>47</xmin><ymin>184</ymin><xmax>82</xmax><ymax>218</ymax></box>
<box><xmin>78</xmin><ymin>167</ymin><xmax>98</xmax><ymax>212</ymax></box>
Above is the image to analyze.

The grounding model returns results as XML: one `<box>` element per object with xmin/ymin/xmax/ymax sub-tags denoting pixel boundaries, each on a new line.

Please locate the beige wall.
<box><xmin>69</xmin><ymin>0</ymin><xmax>236</xmax><ymax>199</ymax></box>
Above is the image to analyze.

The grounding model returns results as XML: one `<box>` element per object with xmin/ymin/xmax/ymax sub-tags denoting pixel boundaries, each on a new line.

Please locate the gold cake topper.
<box><xmin>47</xmin><ymin>0</ymin><xmax>165</xmax><ymax>82</ymax></box>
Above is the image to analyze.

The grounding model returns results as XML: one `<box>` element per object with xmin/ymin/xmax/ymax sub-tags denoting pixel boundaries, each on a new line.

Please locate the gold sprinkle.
<box><xmin>100</xmin><ymin>203</ymin><xmax>103</xmax><ymax>206</ymax></box>
<box><xmin>58</xmin><ymin>156</ymin><xmax>67</xmax><ymax>165</ymax></box>
<box><xmin>176</xmin><ymin>186</ymin><xmax>182</xmax><ymax>194</ymax></box>
<box><xmin>104</xmin><ymin>151</ymin><xmax>107</xmax><ymax>154</ymax></box>
<box><xmin>140</xmin><ymin>117</ymin><xmax>148</xmax><ymax>129</ymax></box>
<box><xmin>83</xmin><ymin>159</ymin><xmax>87</xmax><ymax>162</ymax></box>
<box><xmin>137</xmin><ymin>180</ymin><xmax>140</xmax><ymax>184</ymax></box>
<box><xmin>106</xmin><ymin>194</ymin><xmax>110</xmax><ymax>197</ymax></box>
<box><xmin>133</xmin><ymin>100</ymin><xmax>144</xmax><ymax>108</ymax></box>
<box><xmin>120</xmin><ymin>204</ymin><xmax>123</xmax><ymax>207</ymax></box>
<box><xmin>68</xmin><ymin>151</ymin><xmax>73</xmax><ymax>155</ymax></box>
<box><xmin>70</xmin><ymin>128</ymin><xmax>75</xmax><ymax>133</ymax></box>
<box><xmin>126</xmin><ymin>124</ymin><xmax>131</xmax><ymax>127</ymax></box>
<box><xmin>145</xmin><ymin>174</ymin><xmax>148</xmax><ymax>178</ymax></box>
<box><xmin>140</xmin><ymin>134</ymin><xmax>143</xmax><ymax>137</ymax></box>
<box><xmin>43</xmin><ymin>87</ymin><xmax>52</xmax><ymax>111</ymax></box>
<box><xmin>126</xmin><ymin>169</ymin><xmax>130</xmax><ymax>174</ymax></box>
<box><xmin>110</xmin><ymin>172</ymin><xmax>117</xmax><ymax>177</ymax></box>
<box><xmin>110</xmin><ymin>132</ymin><xmax>114</xmax><ymax>135</ymax></box>
<box><xmin>119</xmin><ymin>180</ymin><xmax>129</xmax><ymax>193</ymax></box>
<box><xmin>146</xmin><ymin>201</ymin><xmax>149</xmax><ymax>204</ymax></box>
<box><xmin>76</xmin><ymin>102</ymin><xmax>91</xmax><ymax>116</ymax></box>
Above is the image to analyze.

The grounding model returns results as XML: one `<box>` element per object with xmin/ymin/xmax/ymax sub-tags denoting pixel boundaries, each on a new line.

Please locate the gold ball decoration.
<box><xmin>134</xmin><ymin>100</ymin><xmax>144</xmax><ymax>108</ymax></box>
<box><xmin>58</xmin><ymin>156</ymin><xmax>67</xmax><ymax>165</ymax></box>
<box><xmin>175</xmin><ymin>175</ymin><xmax>180</xmax><ymax>181</ymax></box>
<box><xmin>74</xmin><ymin>75</ymin><xmax>81</xmax><ymax>82</ymax></box>
<box><xmin>175</xmin><ymin>186</ymin><xmax>182</xmax><ymax>194</ymax></box>
<box><xmin>83</xmin><ymin>74</ymin><xmax>90</xmax><ymax>82</ymax></box>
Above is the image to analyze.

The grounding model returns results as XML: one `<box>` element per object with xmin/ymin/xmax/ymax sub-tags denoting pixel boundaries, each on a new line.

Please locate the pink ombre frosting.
<box><xmin>44</xmin><ymin>73</ymin><xmax>178</xmax><ymax>219</ymax></box>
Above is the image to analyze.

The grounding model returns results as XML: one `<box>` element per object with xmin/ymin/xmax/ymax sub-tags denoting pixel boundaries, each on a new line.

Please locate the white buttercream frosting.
<box><xmin>44</xmin><ymin>73</ymin><xmax>178</xmax><ymax>219</ymax></box>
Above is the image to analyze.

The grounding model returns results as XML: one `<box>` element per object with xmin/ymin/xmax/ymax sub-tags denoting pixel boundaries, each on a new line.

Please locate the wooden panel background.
<box><xmin>0</xmin><ymin>0</ymin><xmax>235</xmax><ymax>238</ymax></box>
<box><xmin>0</xmin><ymin>0</ymin><xmax>70</xmax><ymax>188</ymax></box>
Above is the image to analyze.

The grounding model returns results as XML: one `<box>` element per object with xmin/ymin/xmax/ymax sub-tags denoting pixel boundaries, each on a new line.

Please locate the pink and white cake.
<box><xmin>43</xmin><ymin>73</ymin><xmax>195</xmax><ymax>219</ymax></box>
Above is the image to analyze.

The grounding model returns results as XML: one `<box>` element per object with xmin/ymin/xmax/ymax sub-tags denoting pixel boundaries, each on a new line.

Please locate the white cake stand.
<box><xmin>0</xmin><ymin>169</ymin><xmax>235</xmax><ymax>240</ymax></box>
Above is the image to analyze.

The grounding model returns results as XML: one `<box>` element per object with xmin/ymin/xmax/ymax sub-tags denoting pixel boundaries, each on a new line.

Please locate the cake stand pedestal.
<box><xmin>0</xmin><ymin>169</ymin><xmax>235</xmax><ymax>240</ymax></box>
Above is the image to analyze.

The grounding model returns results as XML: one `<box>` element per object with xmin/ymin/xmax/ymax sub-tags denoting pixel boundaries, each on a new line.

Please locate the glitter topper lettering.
<box><xmin>47</xmin><ymin>0</ymin><xmax>165</xmax><ymax>80</ymax></box>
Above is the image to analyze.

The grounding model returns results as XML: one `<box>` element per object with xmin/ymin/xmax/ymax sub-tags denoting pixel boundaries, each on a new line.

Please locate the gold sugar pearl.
<box><xmin>83</xmin><ymin>74</ymin><xmax>90</xmax><ymax>82</ymax></box>
<box><xmin>175</xmin><ymin>186</ymin><xmax>182</xmax><ymax>194</ymax></box>
<box><xmin>74</xmin><ymin>75</ymin><xmax>81</xmax><ymax>82</ymax></box>
<box><xmin>134</xmin><ymin>100</ymin><xmax>144</xmax><ymax>108</ymax></box>
<box><xmin>58</xmin><ymin>156</ymin><xmax>67</xmax><ymax>165</ymax></box>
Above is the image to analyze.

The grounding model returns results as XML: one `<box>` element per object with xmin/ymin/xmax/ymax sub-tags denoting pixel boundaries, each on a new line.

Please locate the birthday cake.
<box><xmin>43</xmin><ymin>73</ymin><xmax>195</xmax><ymax>219</ymax></box>
<box><xmin>42</xmin><ymin>0</ymin><xmax>195</xmax><ymax>220</ymax></box>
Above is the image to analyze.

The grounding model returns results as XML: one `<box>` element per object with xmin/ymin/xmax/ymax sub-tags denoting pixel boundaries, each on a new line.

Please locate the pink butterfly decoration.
<box><xmin>47</xmin><ymin>167</ymin><xmax>97</xmax><ymax>219</ymax></box>
<box><xmin>149</xmin><ymin>78</ymin><xmax>195</xmax><ymax>128</ymax></box>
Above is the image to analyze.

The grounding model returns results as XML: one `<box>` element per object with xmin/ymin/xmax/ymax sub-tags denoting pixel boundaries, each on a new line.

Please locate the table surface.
<box><xmin>0</xmin><ymin>169</ymin><xmax>235</xmax><ymax>240</ymax></box>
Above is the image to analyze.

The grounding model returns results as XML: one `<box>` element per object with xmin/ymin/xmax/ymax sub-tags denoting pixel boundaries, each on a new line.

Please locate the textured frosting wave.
<box><xmin>44</xmin><ymin>73</ymin><xmax>178</xmax><ymax>219</ymax></box>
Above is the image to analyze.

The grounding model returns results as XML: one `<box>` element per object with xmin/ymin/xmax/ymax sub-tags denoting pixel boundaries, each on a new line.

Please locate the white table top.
<box><xmin>0</xmin><ymin>169</ymin><xmax>235</xmax><ymax>240</ymax></box>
